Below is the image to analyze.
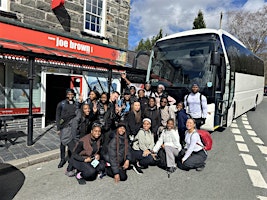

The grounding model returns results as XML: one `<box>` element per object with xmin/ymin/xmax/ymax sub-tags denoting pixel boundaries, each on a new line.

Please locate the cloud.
<box><xmin>128</xmin><ymin>0</ymin><xmax>266</xmax><ymax>49</ymax></box>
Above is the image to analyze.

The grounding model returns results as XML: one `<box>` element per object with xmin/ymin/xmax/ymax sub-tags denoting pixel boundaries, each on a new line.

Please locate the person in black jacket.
<box><xmin>126</xmin><ymin>101</ymin><xmax>143</xmax><ymax>143</ymax></box>
<box><xmin>105</xmin><ymin>123</ymin><xmax>132</xmax><ymax>183</ymax></box>
<box><xmin>143</xmin><ymin>97</ymin><xmax>161</xmax><ymax>142</ymax></box>
<box><xmin>67</xmin><ymin>124</ymin><xmax>105</xmax><ymax>185</ymax></box>
<box><xmin>137</xmin><ymin>88</ymin><xmax>149</xmax><ymax>114</ymax></box>
<box><xmin>55</xmin><ymin>88</ymin><xmax>80</xmax><ymax>168</ymax></box>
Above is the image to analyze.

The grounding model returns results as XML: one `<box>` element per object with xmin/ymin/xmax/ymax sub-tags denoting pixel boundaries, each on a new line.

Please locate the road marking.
<box><xmin>265</xmin><ymin>157</ymin><xmax>267</xmax><ymax>162</ymax></box>
<box><xmin>247</xmin><ymin>169</ymin><xmax>267</xmax><ymax>189</ymax></box>
<box><xmin>237</xmin><ymin>143</ymin><xmax>249</xmax><ymax>152</ymax></box>
<box><xmin>258</xmin><ymin>146</ymin><xmax>267</xmax><ymax>155</ymax></box>
<box><xmin>247</xmin><ymin>130</ymin><xmax>257</xmax><ymax>136</ymax></box>
<box><xmin>242</xmin><ymin>115</ymin><xmax>248</xmax><ymax>120</ymax></box>
<box><xmin>242</xmin><ymin>121</ymin><xmax>249</xmax><ymax>125</ymax></box>
<box><xmin>251</xmin><ymin>137</ymin><xmax>264</xmax><ymax>145</ymax></box>
<box><xmin>256</xmin><ymin>196</ymin><xmax>267</xmax><ymax>200</ymax></box>
<box><xmin>235</xmin><ymin>135</ymin><xmax>244</xmax><ymax>142</ymax></box>
<box><xmin>231</xmin><ymin>123</ymin><xmax>238</xmax><ymax>128</ymax></box>
<box><xmin>244</xmin><ymin>125</ymin><xmax>252</xmax><ymax>129</ymax></box>
<box><xmin>239</xmin><ymin>154</ymin><xmax>257</xmax><ymax>166</ymax></box>
<box><xmin>231</xmin><ymin>128</ymin><xmax>241</xmax><ymax>134</ymax></box>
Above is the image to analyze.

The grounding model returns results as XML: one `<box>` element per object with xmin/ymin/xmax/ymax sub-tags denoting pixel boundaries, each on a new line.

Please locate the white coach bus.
<box><xmin>145</xmin><ymin>28</ymin><xmax>264</xmax><ymax>131</ymax></box>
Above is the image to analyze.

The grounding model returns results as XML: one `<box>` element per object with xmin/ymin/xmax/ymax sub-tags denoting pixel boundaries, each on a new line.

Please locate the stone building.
<box><xmin>1</xmin><ymin>0</ymin><xmax>130</xmax><ymax>49</ymax></box>
<box><xmin>0</xmin><ymin>0</ymin><xmax>131</xmax><ymax>144</ymax></box>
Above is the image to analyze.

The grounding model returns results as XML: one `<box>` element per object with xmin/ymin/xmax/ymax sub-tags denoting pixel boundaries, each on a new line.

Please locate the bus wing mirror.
<box><xmin>211</xmin><ymin>51</ymin><xmax>220</xmax><ymax>66</ymax></box>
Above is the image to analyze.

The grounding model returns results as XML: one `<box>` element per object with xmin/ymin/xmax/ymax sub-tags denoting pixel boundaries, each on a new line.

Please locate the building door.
<box><xmin>45</xmin><ymin>74</ymin><xmax>83</xmax><ymax>126</ymax></box>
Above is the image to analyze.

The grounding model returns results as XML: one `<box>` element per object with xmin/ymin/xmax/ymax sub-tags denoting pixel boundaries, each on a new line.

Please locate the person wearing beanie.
<box><xmin>104</xmin><ymin>122</ymin><xmax>132</xmax><ymax>183</ymax></box>
<box><xmin>154</xmin><ymin>84</ymin><xmax>176</xmax><ymax>108</ymax></box>
<box><xmin>131</xmin><ymin>118</ymin><xmax>155</xmax><ymax>174</ymax></box>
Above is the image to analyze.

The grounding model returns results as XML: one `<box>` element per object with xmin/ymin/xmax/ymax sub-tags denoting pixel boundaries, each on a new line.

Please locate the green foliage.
<box><xmin>193</xmin><ymin>10</ymin><xmax>206</xmax><ymax>29</ymax></box>
<box><xmin>135</xmin><ymin>29</ymin><xmax>164</xmax><ymax>51</ymax></box>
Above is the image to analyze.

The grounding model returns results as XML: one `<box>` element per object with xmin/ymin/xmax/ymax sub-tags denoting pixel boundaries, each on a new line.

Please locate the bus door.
<box><xmin>70</xmin><ymin>76</ymin><xmax>83</xmax><ymax>101</ymax></box>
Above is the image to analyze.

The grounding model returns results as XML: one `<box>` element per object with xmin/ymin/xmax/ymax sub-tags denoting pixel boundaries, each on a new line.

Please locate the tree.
<box><xmin>226</xmin><ymin>6</ymin><xmax>267</xmax><ymax>54</ymax></box>
<box><xmin>192</xmin><ymin>10</ymin><xmax>206</xmax><ymax>29</ymax></box>
<box><xmin>135</xmin><ymin>29</ymin><xmax>164</xmax><ymax>51</ymax></box>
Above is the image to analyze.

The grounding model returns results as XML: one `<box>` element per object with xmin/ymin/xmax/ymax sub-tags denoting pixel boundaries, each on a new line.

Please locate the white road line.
<box><xmin>231</xmin><ymin>123</ymin><xmax>238</xmax><ymax>128</ymax></box>
<box><xmin>247</xmin><ymin>130</ymin><xmax>257</xmax><ymax>136</ymax></box>
<box><xmin>251</xmin><ymin>137</ymin><xmax>264</xmax><ymax>145</ymax></box>
<box><xmin>239</xmin><ymin>154</ymin><xmax>257</xmax><ymax>166</ymax></box>
<box><xmin>244</xmin><ymin>125</ymin><xmax>252</xmax><ymax>129</ymax></box>
<box><xmin>237</xmin><ymin>143</ymin><xmax>249</xmax><ymax>152</ymax></box>
<box><xmin>242</xmin><ymin>121</ymin><xmax>249</xmax><ymax>125</ymax></box>
<box><xmin>256</xmin><ymin>196</ymin><xmax>267</xmax><ymax>200</ymax></box>
<box><xmin>265</xmin><ymin>157</ymin><xmax>267</xmax><ymax>162</ymax></box>
<box><xmin>247</xmin><ymin>169</ymin><xmax>267</xmax><ymax>189</ymax></box>
<box><xmin>242</xmin><ymin>115</ymin><xmax>248</xmax><ymax>119</ymax></box>
<box><xmin>231</xmin><ymin>128</ymin><xmax>241</xmax><ymax>134</ymax></box>
<box><xmin>235</xmin><ymin>135</ymin><xmax>244</xmax><ymax>142</ymax></box>
<box><xmin>258</xmin><ymin>146</ymin><xmax>267</xmax><ymax>155</ymax></box>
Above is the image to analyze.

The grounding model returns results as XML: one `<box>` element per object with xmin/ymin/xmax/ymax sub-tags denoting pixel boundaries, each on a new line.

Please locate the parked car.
<box><xmin>264</xmin><ymin>86</ymin><xmax>267</xmax><ymax>96</ymax></box>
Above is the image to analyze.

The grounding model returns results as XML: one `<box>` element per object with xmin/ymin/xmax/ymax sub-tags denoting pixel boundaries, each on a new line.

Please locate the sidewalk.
<box><xmin>0</xmin><ymin>123</ymin><xmax>60</xmax><ymax>169</ymax></box>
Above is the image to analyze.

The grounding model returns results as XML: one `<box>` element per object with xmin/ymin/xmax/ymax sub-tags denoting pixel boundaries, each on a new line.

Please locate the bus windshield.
<box><xmin>148</xmin><ymin>34</ymin><xmax>216</xmax><ymax>89</ymax></box>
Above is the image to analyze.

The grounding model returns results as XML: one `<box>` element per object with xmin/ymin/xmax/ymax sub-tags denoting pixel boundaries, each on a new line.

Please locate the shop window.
<box><xmin>0</xmin><ymin>62</ymin><xmax>41</xmax><ymax>112</ymax></box>
<box><xmin>84</xmin><ymin>0</ymin><xmax>106</xmax><ymax>37</ymax></box>
<box><xmin>0</xmin><ymin>0</ymin><xmax>8</xmax><ymax>11</ymax></box>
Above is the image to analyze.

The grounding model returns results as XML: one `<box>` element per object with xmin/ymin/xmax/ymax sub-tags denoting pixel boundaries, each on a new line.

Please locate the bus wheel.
<box><xmin>251</xmin><ymin>97</ymin><xmax>258</xmax><ymax>111</ymax></box>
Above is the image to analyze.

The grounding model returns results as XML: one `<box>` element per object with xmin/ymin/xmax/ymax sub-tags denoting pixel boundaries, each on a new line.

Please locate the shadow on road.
<box><xmin>0</xmin><ymin>163</ymin><xmax>25</xmax><ymax>200</ymax></box>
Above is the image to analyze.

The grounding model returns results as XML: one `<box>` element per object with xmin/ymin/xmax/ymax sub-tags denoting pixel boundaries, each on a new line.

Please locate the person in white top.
<box><xmin>184</xmin><ymin>83</ymin><xmax>208</xmax><ymax>129</ymax></box>
<box><xmin>177</xmin><ymin>118</ymin><xmax>207</xmax><ymax>171</ymax></box>
<box><xmin>152</xmin><ymin>118</ymin><xmax>182</xmax><ymax>173</ymax></box>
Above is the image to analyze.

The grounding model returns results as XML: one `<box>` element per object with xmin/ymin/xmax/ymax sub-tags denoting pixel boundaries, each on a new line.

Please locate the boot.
<box><xmin>58</xmin><ymin>159</ymin><xmax>66</xmax><ymax>168</ymax></box>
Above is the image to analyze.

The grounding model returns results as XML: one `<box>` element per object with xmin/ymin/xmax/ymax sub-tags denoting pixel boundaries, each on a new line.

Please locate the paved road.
<box><xmin>3</xmin><ymin>99</ymin><xmax>267</xmax><ymax>200</ymax></box>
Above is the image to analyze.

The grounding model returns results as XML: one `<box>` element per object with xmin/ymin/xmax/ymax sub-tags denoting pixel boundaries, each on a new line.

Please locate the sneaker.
<box><xmin>76</xmin><ymin>172</ymin><xmax>86</xmax><ymax>185</ymax></box>
<box><xmin>196</xmin><ymin>166</ymin><xmax>205</xmax><ymax>172</ymax></box>
<box><xmin>132</xmin><ymin>163</ymin><xmax>143</xmax><ymax>174</ymax></box>
<box><xmin>65</xmin><ymin>170</ymin><xmax>75</xmax><ymax>177</ymax></box>
<box><xmin>98</xmin><ymin>171</ymin><xmax>106</xmax><ymax>179</ymax></box>
<box><xmin>167</xmin><ymin>167</ymin><xmax>177</xmax><ymax>173</ymax></box>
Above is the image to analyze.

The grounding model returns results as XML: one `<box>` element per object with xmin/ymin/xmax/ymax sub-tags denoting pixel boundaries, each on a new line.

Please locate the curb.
<box><xmin>6</xmin><ymin>149</ymin><xmax>59</xmax><ymax>169</ymax></box>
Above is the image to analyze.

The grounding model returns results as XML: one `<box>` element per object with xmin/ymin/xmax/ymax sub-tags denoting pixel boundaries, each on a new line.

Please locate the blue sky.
<box><xmin>128</xmin><ymin>0</ymin><xmax>267</xmax><ymax>50</ymax></box>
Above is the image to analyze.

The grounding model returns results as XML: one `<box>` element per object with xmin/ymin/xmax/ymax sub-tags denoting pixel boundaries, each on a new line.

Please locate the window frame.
<box><xmin>0</xmin><ymin>0</ymin><xmax>8</xmax><ymax>11</ymax></box>
<box><xmin>83</xmin><ymin>0</ymin><xmax>106</xmax><ymax>37</ymax></box>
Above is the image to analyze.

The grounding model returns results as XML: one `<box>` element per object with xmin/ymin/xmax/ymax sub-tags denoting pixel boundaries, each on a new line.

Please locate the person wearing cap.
<box><xmin>152</xmin><ymin>118</ymin><xmax>182</xmax><ymax>173</ymax></box>
<box><xmin>131</xmin><ymin>118</ymin><xmax>155</xmax><ymax>174</ymax></box>
<box><xmin>105</xmin><ymin>122</ymin><xmax>132</xmax><ymax>183</ymax></box>
<box><xmin>184</xmin><ymin>83</ymin><xmax>208</xmax><ymax>129</ymax></box>
<box><xmin>55</xmin><ymin>88</ymin><xmax>80</xmax><ymax>168</ymax></box>
<box><xmin>154</xmin><ymin>84</ymin><xmax>176</xmax><ymax>108</ymax></box>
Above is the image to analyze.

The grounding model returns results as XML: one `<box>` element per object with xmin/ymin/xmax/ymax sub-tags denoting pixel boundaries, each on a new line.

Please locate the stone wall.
<box><xmin>7</xmin><ymin>0</ymin><xmax>130</xmax><ymax>49</ymax></box>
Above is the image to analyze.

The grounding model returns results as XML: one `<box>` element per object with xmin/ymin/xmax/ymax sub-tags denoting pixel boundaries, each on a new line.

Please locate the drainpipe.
<box><xmin>27</xmin><ymin>56</ymin><xmax>34</xmax><ymax>146</ymax></box>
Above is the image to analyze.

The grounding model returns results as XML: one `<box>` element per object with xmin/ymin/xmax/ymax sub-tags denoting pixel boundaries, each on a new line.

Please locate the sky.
<box><xmin>128</xmin><ymin>0</ymin><xmax>267</xmax><ymax>50</ymax></box>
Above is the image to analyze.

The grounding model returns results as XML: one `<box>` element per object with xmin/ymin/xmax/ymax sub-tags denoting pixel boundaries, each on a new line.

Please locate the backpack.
<box><xmin>196</xmin><ymin>129</ymin><xmax>212</xmax><ymax>151</ymax></box>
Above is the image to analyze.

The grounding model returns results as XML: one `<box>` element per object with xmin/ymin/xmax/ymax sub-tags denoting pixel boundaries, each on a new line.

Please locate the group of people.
<box><xmin>55</xmin><ymin>75</ymin><xmax>209</xmax><ymax>184</ymax></box>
